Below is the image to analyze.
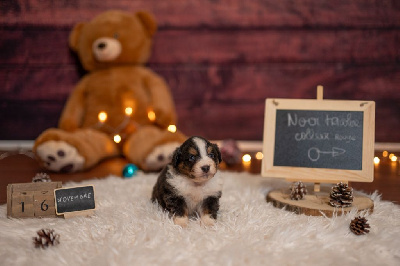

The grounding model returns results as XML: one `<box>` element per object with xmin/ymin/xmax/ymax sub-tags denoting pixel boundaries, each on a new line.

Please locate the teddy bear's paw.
<box><xmin>144</xmin><ymin>142</ymin><xmax>181</xmax><ymax>171</ymax></box>
<box><xmin>36</xmin><ymin>141</ymin><xmax>85</xmax><ymax>173</ymax></box>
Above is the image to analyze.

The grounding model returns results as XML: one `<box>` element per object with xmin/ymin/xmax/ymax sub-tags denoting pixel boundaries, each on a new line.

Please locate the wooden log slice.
<box><xmin>266</xmin><ymin>188</ymin><xmax>374</xmax><ymax>217</ymax></box>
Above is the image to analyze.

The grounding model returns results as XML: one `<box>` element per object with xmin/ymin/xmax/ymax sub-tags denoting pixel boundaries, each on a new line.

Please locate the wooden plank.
<box><xmin>1</xmin><ymin>0</ymin><xmax>399</xmax><ymax>28</ymax></box>
<box><xmin>176</xmin><ymin>102</ymin><xmax>266</xmax><ymax>140</ymax></box>
<box><xmin>0</xmin><ymin>101</ymin><xmax>62</xmax><ymax>140</ymax></box>
<box><xmin>0</xmin><ymin>67</ymin><xmax>78</xmax><ymax>100</ymax></box>
<box><xmin>2</xmin><ymin>27</ymin><xmax>399</xmax><ymax>65</ymax></box>
<box><xmin>154</xmin><ymin>64</ymin><xmax>400</xmax><ymax>102</ymax></box>
<box><xmin>3</xmin><ymin>63</ymin><xmax>398</xmax><ymax>103</ymax></box>
<box><xmin>152</xmin><ymin>30</ymin><xmax>400</xmax><ymax>64</ymax></box>
<box><xmin>0</xmin><ymin>27</ymin><xmax>72</xmax><ymax>65</ymax></box>
<box><xmin>0</xmin><ymin>99</ymin><xmax>398</xmax><ymax>142</ymax></box>
<box><xmin>1</xmin><ymin>64</ymin><xmax>399</xmax><ymax>142</ymax></box>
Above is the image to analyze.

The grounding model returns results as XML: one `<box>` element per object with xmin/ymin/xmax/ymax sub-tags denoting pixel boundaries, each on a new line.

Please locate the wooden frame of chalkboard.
<box><xmin>261</xmin><ymin>98</ymin><xmax>375</xmax><ymax>183</ymax></box>
<box><xmin>54</xmin><ymin>185</ymin><xmax>96</xmax><ymax>216</ymax></box>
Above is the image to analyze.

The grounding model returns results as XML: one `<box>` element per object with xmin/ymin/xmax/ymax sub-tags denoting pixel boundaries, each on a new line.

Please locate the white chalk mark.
<box><xmin>308</xmin><ymin>147</ymin><xmax>346</xmax><ymax>162</ymax></box>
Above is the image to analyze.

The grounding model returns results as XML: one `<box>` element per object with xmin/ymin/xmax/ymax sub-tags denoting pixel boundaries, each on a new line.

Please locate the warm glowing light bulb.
<box><xmin>148</xmin><ymin>110</ymin><xmax>156</xmax><ymax>121</ymax></box>
<box><xmin>373</xmin><ymin>157</ymin><xmax>380</xmax><ymax>164</ymax></box>
<box><xmin>391</xmin><ymin>155</ymin><xmax>397</xmax><ymax>162</ymax></box>
<box><xmin>255</xmin><ymin>152</ymin><xmax>263</xmax><ymax>160</ymax></box>
<box><xmin>382</xmin><ymin>151</ymin><xmax>388</xmax><ymax>157</ymax></box>
<box><xmin>98</xmin><ymin>111</ymin><xmax>107</xmax><ymax>123</ymax></box>
<box><xmin>167</xmin><ymin>125</ymin><xmax>177</xmax><ymax>133</ymax></box>
<box><xmin>242</xmin><ymin>154</ymin><xmax>251</xmax><ymax>163</ymax></box>
<box><xmin>389</xmin><ymin>153</ymin><xmax>395</xmax><ymax>160</ymax></box>
<box><xmin>125</xmin><ymin>107</ymin><xmax>133</xmax><ymax>116</ymax></box>
<box><xmin>113</xmin><ymin>134</ymin><xmax>122</xmax><ymax>143</ymax></box>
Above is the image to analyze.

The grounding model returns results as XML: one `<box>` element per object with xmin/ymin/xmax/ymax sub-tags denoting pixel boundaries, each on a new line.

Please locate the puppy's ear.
<box><xmin>172</xmin><ymin>147</ymin><xmax>182</xmax><ymax>168</ymax></box>
<box><xmin>212</xmin><ymin>143</ymin><xmax>222</xmax><ymax>164</ymax></box>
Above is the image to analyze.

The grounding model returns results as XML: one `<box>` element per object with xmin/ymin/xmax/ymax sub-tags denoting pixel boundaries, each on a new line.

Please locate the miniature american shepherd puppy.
<box><xmin>152</xmin><ymin>136</ymin><xmax>223</xmax><ymax>227</ymax></box>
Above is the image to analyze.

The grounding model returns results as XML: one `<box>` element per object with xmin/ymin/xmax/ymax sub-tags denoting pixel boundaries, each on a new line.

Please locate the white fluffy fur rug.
<box><xmin>1</xmin><ymin>171</ymin><xmax>400</xmax><ymax>266</ymax></box>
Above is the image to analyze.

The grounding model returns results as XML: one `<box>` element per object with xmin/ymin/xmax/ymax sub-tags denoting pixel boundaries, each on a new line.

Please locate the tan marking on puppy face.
<box><xmin>207</xmin><ymin>146</ymin><xmax>213</xmax><ymax>154</ymax></box>
<box><xmin>189</xmin><ymin>147</ymin><xmax>198</xmax><ymax>156</ymax></box>
<box><xmin>178</xmin><ymin>162</ymin><xmax>191</xmax><ymax>177</ymax></box>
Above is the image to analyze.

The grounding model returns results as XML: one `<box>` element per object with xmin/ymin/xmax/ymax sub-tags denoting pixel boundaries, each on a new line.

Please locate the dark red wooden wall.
<box><xmin>1</xmin><ymin>0</ymin><xmax>399</xmax><ymax>142</ymax></box>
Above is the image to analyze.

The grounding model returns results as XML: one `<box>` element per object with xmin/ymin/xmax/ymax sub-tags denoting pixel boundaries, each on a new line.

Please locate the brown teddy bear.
<box><xmin>33</xmin><ymin>10</ymin><xmax>186</xmax><ymax>173</ymax></box>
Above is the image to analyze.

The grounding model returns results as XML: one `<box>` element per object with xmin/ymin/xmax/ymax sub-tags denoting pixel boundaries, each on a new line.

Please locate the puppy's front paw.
<box><xmin>173</xmin><ymin>216</ymin><xmax>189</xmax><ymax>228</ymax></box>
<box><xmin>36</xmin><ymin>140</ymin><xmax>85</xmax><ymax>173</ymax></box>
<box><xmin>200</xmin><ymin>214</ymin><xmax>216</xmax><ymax>227</ymax></box>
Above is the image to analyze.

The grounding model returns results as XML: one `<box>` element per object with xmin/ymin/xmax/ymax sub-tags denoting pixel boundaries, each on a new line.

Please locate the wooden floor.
<box><xmin>0</xmin><ymin>150</ymin><xmax>399</xmax><ymax>205</ymax></box>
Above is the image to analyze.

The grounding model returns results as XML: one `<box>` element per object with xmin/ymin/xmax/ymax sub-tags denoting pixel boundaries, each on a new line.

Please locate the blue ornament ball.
<box><xmin>122</xmin><ymin>164</ymin><xmax>138</xmax><ymax>178</ymax></box>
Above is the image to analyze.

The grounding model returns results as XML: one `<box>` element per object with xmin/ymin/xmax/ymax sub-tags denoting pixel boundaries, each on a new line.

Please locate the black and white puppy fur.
<box><xmin>151</xmin><ymin>136</ymin><xmax>222</xmax><ymax>227</ymax></box>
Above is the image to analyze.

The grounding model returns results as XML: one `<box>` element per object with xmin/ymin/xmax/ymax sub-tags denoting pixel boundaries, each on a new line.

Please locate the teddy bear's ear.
<box><xmin>69</xmin><ymin>22</ymin><xmax>86</xmax><ymax>52</ymax></box>
<box><xmin>136</xmin><ymin>11</ymin><xmax>157</xmax><ymax>37</ymax></box>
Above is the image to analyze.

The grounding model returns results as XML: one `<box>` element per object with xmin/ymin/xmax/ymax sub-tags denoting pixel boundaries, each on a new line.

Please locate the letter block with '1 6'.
<box><xmin>7</xmin><ymin>182</ymin><xmax>62</xmax><ymax>218</ymax></box>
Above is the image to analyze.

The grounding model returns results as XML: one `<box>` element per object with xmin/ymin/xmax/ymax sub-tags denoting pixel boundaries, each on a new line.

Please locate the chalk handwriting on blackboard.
<box><xmin>307</xmin><ymin>147</ymin><xmax>346</xmax><ymax>162</ymax></box>
<box><xmin>273</xmin><ymin>110</ymin><xmax>363</xmax><ymax>170</ymax></box>
<box><xmin>287</xmin><ymin>113</ymin><xmax>361</xmax><ymax>128</ymax></box>
<box><xmin>56</xmin><ymin>191</ymin><xmax>92</xmax><ymax>203</ymax></box>
<box><xmin>54</xmin><ymin>186</ymin><xmax>95</xmax><ymax>214</ymax></box>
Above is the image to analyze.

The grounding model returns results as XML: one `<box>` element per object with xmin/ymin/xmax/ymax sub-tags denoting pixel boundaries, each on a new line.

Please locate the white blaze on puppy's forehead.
<box><xmin>190</xmin><ymin>137</ymin><xmax>216</xmax><ymax>179</ymax></box>
<box><xmin>193</xmin><ymin>137</ymin><xmax>208</xmax><ymax>158</ymax></box>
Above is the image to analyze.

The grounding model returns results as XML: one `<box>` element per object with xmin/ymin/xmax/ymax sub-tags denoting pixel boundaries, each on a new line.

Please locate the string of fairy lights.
<box><xmin>96</xmin><ymin>107</ymin><xmax>177</xmax><ymax>144</ymax></box>
<box><xmin>241</xmin><ymin>150</ymin><xmax>399</xmax><ymax>167</ymax></box>
<box><xmin>373</xmin><ymin>151</ymin><xmax>398</xmax><ymax>165</ymax></box>
<box><xmin>1</xmin><ymin>105</ymin><xmax>399</xmax><ymax>170</ymax></box>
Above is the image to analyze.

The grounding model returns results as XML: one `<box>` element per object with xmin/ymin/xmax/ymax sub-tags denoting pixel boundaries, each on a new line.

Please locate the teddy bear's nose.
<box><xmin>97</xmin><ymin>42</ymin><xmax>106</xmax><ymax>49</ymax></box>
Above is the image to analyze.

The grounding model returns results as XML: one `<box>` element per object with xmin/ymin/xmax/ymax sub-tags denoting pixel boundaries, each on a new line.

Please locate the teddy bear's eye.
<box><xmin>113</xmin><ymin>33</ymin><xmax>119</xmax><ymax>39</ymax></box>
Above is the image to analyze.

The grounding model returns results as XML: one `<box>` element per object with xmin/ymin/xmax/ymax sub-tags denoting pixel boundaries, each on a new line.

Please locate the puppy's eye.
<box><xmin>208</xmin><ymin>153</ymin><xmax>215</xmax><ymax>159</ymax></box>
<box><xmin>189</xmin><ymin>155</ymin><xmax>196</xmax><ymax>162</ymax></box>
<box><xmin>113</xmin><ymin>33</ymin><xmax>119</xmax><ymax>39</ymax></box>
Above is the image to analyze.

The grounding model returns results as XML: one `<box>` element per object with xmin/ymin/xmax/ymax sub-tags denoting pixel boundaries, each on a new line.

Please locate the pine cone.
<box><xmin>33</xmin><ymin>229</ymin><xmax>60</xmax><ymax>249</ymax></box>
<box><xmin>329</xmin><ymin>182</ymin><xmax>353</xmax><ymax>207</ymax></box>
<box><xmin>32</xmin><ymin>172</ymin><xmax>51</xmax><ymax>183</ymax></box>
<box><xmin>350</xmin><ymin>216</ymin><xmax>370</xmax><ymax>235</ymax></box>
<box><xmin>290</xmin><ymin>181</ymin><xmax>307</xmax><ymax>200</ymax></box>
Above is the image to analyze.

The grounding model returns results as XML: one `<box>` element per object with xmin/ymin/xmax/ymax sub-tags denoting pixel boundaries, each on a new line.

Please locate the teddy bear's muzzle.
<box><xmin>92</xmin><ymin>37</ymin><xmax>122</xmax><ymax>62</ymax></box>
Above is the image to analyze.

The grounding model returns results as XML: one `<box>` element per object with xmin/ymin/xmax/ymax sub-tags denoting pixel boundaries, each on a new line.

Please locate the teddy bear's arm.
<box><xmin>144</xmin><ymin>72</ymin><xmax>177</xmax><ymax>128</ymax></box>
<box><xmin>58</xmin><ymin>81</ymin><xmax>86</xmax><ymax>131</ymax></box>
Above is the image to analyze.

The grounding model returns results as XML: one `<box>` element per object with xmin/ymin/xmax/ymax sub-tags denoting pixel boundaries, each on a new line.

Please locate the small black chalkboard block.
<box><xmin>262</xmin><ymin>98</ymin><xmax>375</xmax><ymax>183</ymax></box>
<box><xmin>54</xmin><ymin>185</ymin><xmax>95</xmax><ymax>216</ymax></box>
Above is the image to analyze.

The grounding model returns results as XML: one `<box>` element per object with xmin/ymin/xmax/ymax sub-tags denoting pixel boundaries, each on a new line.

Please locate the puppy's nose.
<box><xmin>201</xmin><ymin>165</ymin><xmax>210</xmax><ymax>173</ymax></box>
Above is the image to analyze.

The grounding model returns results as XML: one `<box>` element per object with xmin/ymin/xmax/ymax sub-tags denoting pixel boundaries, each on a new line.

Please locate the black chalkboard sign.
<box><xmin>273</xmin><ymin>110</ymin><xmax>363</xmax><ymax>170</ymax></box>
<box><xmin>54</xmin><ymin>185</ymin><xmax>95</xmax><ymax>215</ymax></box>
<box><xmin>262</xmin><ymin>98</ymin><xmax>375</xmax><ymax>183</ymax></box>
